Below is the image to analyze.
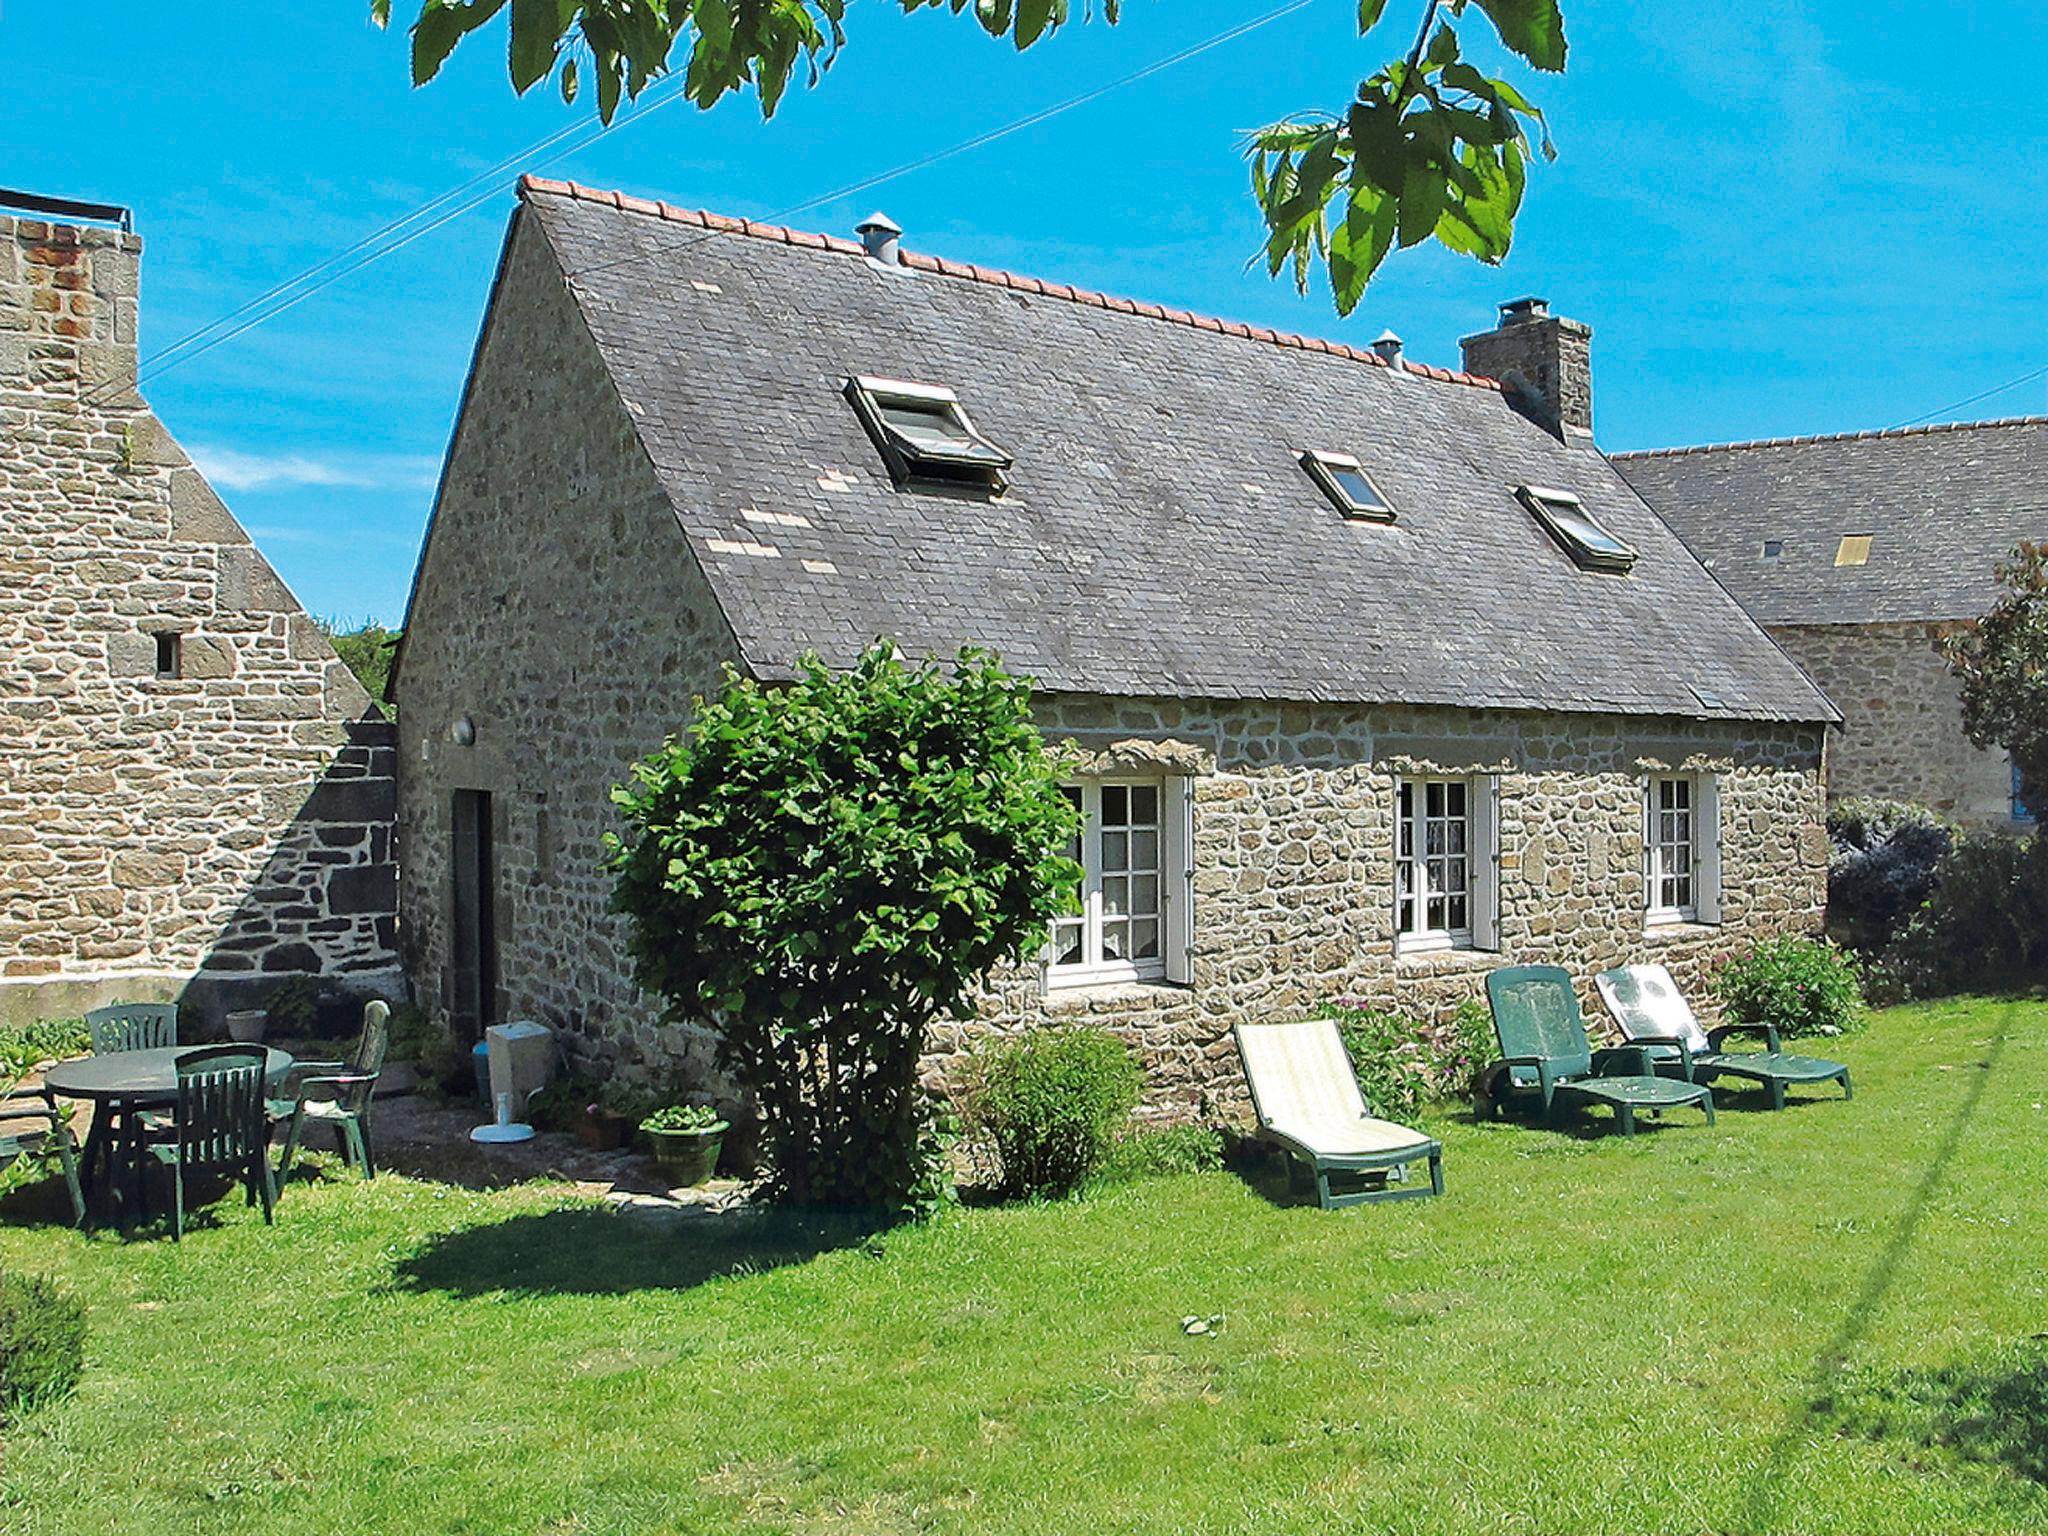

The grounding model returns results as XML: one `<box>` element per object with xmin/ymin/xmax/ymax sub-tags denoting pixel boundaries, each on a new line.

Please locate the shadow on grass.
<box><xmin>1743</xmin><ymin>1009</ymin><xmax>2015</xmax><ymax>1527</ymax></box>
<box><xmin>389</xmin><ymin>1205</ymin><xmax>888</xmax><ymax>1299</ymax></box>
<box><xmin>1823</xmin><ymin>1338</ymin><xmax>2048</xmax><ymax>1488</ymax></box>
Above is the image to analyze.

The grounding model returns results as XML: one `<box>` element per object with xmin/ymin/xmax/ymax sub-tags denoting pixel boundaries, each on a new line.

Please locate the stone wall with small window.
<box><xmin>930</xmin><ymin>693</ymin><xmax>1827</xmax><ymax>1117</ymax></box>
<box><xmin>0</xmin><ymin>212</ymin><xmax>399</xmax><ymax>1026</ymax></box>
<box><xmin>1770</xmin><ymin>621</ymin><xmax>2022</xmax><ymax>827</ymax></box>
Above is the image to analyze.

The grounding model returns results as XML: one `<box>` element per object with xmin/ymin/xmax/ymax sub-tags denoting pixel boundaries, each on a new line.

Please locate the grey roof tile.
<box><xmin>1616</xmin><ymin>419</ymin><xmax>2048</xmax><ymax>625</ymax></box>
<box><xmin>525</xmin><ymin>181</ymin><xmax>1834</xmax><ymax>724</ymax></box>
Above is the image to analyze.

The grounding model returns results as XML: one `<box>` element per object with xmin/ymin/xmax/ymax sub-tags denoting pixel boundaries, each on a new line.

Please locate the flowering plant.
<box><xmin>1314</xmin><ymin>999</ymin><xmax>1498</xmax><ymax>1120</ymax></box>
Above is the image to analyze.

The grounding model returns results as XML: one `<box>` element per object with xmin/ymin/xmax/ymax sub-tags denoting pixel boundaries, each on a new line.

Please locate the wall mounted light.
<box><xmin>449</xmin><ymin>715</ymin><xmax>476</xmax><ymax>747</ymax></box>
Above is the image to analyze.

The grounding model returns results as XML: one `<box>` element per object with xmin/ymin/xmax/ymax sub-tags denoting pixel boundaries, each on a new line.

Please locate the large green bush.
<box><xmin>0</xmin><ymin>1271</ymin><xmax>86</xmax><ymax>1420</ymax></box>
<box><xmin>1317</xmin><ymin>997</ymin><xmax>1497</xmax><ymax>1119</ymax></box>
<box><xmin>964</xmin><ymin>1027</ymin><xmax>1142</xmax><ymax>1199</ymax></box>
<box><xmin>1826</xmin><ymin>798</ymin><xmax>1953</xmax><ymax>953</ymax></box>
<box><xmin>1712</xmin><ymin>936</ymin><xmax>1863</xmax><ymax>1038</ymax></box>
<box><xmin>606</xmin><ymin>643</ymin><xmax>1080</xmax><ymax>1213</ymax></box>
<box><xmin>1875</xmin><ymin>830</ymin><xmax>2048</xmax><ymax>1002</ymax></box>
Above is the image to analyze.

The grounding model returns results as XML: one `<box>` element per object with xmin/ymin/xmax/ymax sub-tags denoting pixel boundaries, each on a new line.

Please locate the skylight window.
<box><xmin>1516</xmin><ymin>485</ymin><xmax>1637</xmax><ymax>573</ymax></box>
<box><xmin>1300</xmin><ymin>450</ymin><xmax>1395</xmax><ymax>522</ymax></box>
<box><xmin>1761</xmin><ymin>539</ymin><xmax>1784</xmax><ymax>561</ymax></box>
<box><xmin>1835</xmin><ymin>534</ymin><xmax>1872</xmax><ymax>567</ymax></box>
<box><xmin>845</xmin><ymin>375</ymin><xmax>1011</xmax><ymax>490</ymax></box>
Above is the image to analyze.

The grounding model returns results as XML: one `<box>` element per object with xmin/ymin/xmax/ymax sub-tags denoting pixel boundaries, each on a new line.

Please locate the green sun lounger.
<box><xmin>1234</xmin><ymin>1020</ymin><xmax>1444</xmax><ymax>1208</ymax></box>
<box><xmin>1595</xmin><ymin>963</ymin><xmax>1852</xmax><ymax>1111</ymax></box>
<box><xmin>1478</xmin><ymin>965</ymin><xmax>1715</xmax><ymax>1135</ymax></box>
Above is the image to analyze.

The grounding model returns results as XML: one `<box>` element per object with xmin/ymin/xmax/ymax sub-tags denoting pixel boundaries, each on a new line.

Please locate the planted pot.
<box><xmin>643</xmin><ymin>1123</ymin><xmax>728</xmax><ymax>1187</ymax></box>
<box><xmin>224</xmin><ymin>1009</ymin><xmax>268</xmax><ymax>1044</ymax></box>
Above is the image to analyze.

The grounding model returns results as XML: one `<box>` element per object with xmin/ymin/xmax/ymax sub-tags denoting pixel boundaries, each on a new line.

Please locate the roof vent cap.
<box><xmin>855</xmin><ymin>211</ymin><xmax>903</xmax><ymax>266</ymax></box>
<box><xmin>1499</xmin><ymin>296</ymin><xmax>1551</xmax><ymax>325</ymax></box>
<box><xmin>1370</xmin><ymin>329</ymin><xmax>1405</xmax><ymax>367</ymax></box>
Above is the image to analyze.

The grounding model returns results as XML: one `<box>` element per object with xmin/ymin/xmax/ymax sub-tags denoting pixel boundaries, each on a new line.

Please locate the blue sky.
<box><xmin>5</xmin><ymin>1</ymin><xmax>2042</xmax><ymax>624</ymax></box>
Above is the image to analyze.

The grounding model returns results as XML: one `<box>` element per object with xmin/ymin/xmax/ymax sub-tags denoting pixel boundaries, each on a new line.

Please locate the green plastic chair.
<box><xmin>1595</xmin><ymin>963</ymin><xmax>1852</xmax><ymax>1111</ymax></box>
<box><xmin>86</xmin><ymin>1002</ymin><xmax>178</xmax><ymax>1054</ymax></box>
<box><xmin>148</xmin><ymin>1046</ymin><xmax>276</xmax><ymax>1241</ymax></box>
<box><xmin>274</xmin><ymin>1001</ymin><xmax>389</xmax><ymax>1182</ymax></box>
<box><xmin>0</xmin><ymin>1087</ymin><xmax>85</xmax><ymax>1225</ymax></box>
<box><xmin>1478</xmin><ymin>965</ymin><xmax>1715</xmax><ymax>1135</ymax></box>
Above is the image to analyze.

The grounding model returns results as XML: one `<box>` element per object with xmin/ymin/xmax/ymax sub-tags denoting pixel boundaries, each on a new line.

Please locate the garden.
<box><xmin>0</xmin><ymin>992</ymin><xmax>2040</xmax><ymax>1534</ymax></box>
<box><xmin>3</xmin><ymin>640</ymin><xmax>2046</xmax><ymax>1533</ymax></box>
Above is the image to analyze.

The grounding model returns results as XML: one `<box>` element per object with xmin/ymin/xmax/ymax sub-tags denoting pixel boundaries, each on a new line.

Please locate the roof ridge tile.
<box><xmin>1614</xmin><ymin>414</ymin><xmax>2048</xmax><ymax>460</ymax></box>
<box><xmin>519</xmin><ymin>173</ymin><xmax>1504</xmax><ymax>393</ymax></box>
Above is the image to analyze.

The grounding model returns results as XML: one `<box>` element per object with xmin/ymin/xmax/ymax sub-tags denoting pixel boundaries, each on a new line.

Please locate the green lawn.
<box><xmin>2</xmin><ymin>997</ymin><xmax>2044</xmax><ymax>1535</ymax></box>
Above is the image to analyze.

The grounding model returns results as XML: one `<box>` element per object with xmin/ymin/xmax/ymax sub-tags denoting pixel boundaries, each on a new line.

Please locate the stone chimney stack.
<box><xmin>0</xmin><ymin>198</ymin><xmax>141</xmax><ymax>401</ymax></box>
<box><xmin>1459</xmin><ymin>296</ymin><xmax>1592</xmax><ymax>440</ymax></box>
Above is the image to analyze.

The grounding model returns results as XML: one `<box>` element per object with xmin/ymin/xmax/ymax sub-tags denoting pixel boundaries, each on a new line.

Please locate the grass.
<box><xmin>0</xmin><ymin>996</ymin><xmax>2044</xmax><ymax>1534</ymax></box>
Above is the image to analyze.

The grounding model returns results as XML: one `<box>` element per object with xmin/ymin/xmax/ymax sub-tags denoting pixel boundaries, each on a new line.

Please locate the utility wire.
<box><xmin>1889</xmin><ymin>364</ymin><xmax>2048</xmax><ymax>429</ymax></box>
<box><xmin>563</xmin><ymin>0</ymin><xmax>1322</xmax><ymax>282</ymax></box>
<box><xmin>97</xmin><ymin>0</ymin><xmax>1321</xmax><ymax>404</ymax></box>
<box><xmin>89</xmin><ymin>74</ymin><xmax>693</xmax><ymax>404</ymax></box>
<box><xmin>134</xmin><ymin>103</ymin><xmax>643</xmax><ymax>381</ymax></box>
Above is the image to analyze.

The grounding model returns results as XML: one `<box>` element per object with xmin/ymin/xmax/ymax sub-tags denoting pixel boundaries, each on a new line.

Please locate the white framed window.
<box><xmin>1647</xmin><ymin>776</ymin><xmax>1697</xmax><ymax>921</ymax></box>
<box><xmin>1395</xmin><ymin>775</ymin><xmax>1499</xmax><ymax>953</ymax></box>
<box><xmin>1048</xmin><ymin>778</ymin><xmax>1194</xmax><ymax>989</ymax></box>
<box><xmin>1515</xmin><ymin>484</ymin><xmax>1637</xmax><ymax>573</ymax></box>
<box><xmin>1300</xmin><ymin>449</ymin><xmax>1396</xmax><ymax>522</ymax></box>
<box><xmin>844</xmin><ymin>374</ymin><xmax>1012</xmax><ymax>489</ymax></box>
<box><xmin>1645</xmin><ymin>773</ymin><xmax>1722</xmax><ymax>925</ymax></box>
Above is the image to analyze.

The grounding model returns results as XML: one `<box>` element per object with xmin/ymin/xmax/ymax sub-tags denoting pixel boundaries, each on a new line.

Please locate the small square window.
<box><xmin>845</xmin><ymin>375</ymin><xmax>1011</xmax><ymax>490</ymax></box>
<box><xmin>1760</xmin><ymin>539</ymin><xmax>1783</xmax><ymax>560</ymax></box>
<box><xmin>1300</xmin><ymin>450</ymin><xmax>1395</xmax><ymax>521</ymax></box>
<box><xmin>1835</xmin><ymin>534</ymin><xmax>1872</xmax><ymax>567</ymax></box>
<box><xmin>1516</xmin><ymin>485</ymin><xmax>1636</xmax><ymax>573</ymax></box>
<box><xmin>153</xmin><ymin>632</ymin><xmax>181</xmax><ymax>679</ymax></box>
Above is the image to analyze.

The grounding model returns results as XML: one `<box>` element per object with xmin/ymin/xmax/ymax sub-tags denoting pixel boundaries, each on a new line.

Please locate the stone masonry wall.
<box><xmin>0</xmin><ymin>212</ymin><xmax>400</xmax><ymax>1026</ymax></box>
<box><xmin>940</xmin><ymin>695</ymin><xmax>1826</xmax><ymax>1118</ymax></box>
<box><xmin>394</xmin><ymin>207</ymin><xmax>739</xmax><ymax>1086</ymax></box>
<box><xmin>1771</xmin><ymin>621</ymin><xmax>2020</xmax><ymax>827</ymax></box>
<box><xmin>395</xmin><ymin>213</ymin><xmax>1828</xmax><ymax>1118</ymax></box>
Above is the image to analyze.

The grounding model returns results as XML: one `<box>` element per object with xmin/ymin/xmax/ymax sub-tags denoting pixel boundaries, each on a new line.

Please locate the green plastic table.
<box><xmin>44</xmin><ymin>1047</ymin><xmax>293</xmax><ymax>1226</ymax></box>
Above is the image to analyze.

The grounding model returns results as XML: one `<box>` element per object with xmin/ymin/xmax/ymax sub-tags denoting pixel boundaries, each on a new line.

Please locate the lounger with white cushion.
<box><xmin>1234</xmin><ymin>1020</ymin><xmax>1443</xmax><ymax>1209</ymax></box>
<box><xmin>1595</xmin><ymin>963</ymin><xmax>1852</xmax><ymax>1111</ymax></box>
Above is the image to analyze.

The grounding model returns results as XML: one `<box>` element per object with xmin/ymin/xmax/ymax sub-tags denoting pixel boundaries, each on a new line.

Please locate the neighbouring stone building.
<box><xmin>0</xmin><ymin>192</ymin><xmax>401</xmax><ymax>1027</ymax></box>
<box><xmin>390</xmin><ymin>175</ymin><xmax>1836</xmax><ymax>1111</ymax></box>
<box><xmin>1617</xmin><ymin>419</ymin><xmax>2047</xmax><ymax>828</ymax></box>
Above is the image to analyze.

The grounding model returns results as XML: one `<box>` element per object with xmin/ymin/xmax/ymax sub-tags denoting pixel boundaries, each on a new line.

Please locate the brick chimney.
<box><xmin>1460</xmin><ymin>297</ymin><xmax>1592</xmax><ymax>440</ymax></box>
<box><xmin>0</xmin><ymin>196</ymin><xmax>141</xmax><ymax>401</ymax></box>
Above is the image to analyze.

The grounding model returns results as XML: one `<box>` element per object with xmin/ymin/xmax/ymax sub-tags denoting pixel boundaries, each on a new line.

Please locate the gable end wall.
<box><xmin>393</xmin><ymin>209</ymin><xmax>743</xmax><ymax>1074</ymax></box>
<box><xmin>0</xmin><ymin>213</ymin><xmax>400</xmax><ymax>1026</ymax></box>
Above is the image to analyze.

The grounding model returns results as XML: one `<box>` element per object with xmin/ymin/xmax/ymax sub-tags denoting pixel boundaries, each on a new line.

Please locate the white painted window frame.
<box><xmin>1645</xmin><ymin>772</ymin><xmax>1722</xmax><ymax>926</ymax></box>
<box><xmin>1394</xmin><ymin>775</ymin><xmax>1499</xmax><ymax>954</ymax></box>
<box><xmin>1047</xmin><ymin>777</ymin><xmax>1193</xmax><ymax>990</ymax></box>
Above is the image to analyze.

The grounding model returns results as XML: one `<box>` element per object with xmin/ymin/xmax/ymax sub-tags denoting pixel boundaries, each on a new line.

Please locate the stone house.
<box><xmin>390</xmin><ymin>175</ymin><xmax>1836</xmax><ymax>1107</ymax></box>
<box><xmin>1617</xmin><ymin>419</ymin><xmax>2046</xmax><ymax>828</ymax></box>
<box><xmin>0</xmin><ymin>192</ymin><xmax>400</xmax><ymax>1027</ymax></box>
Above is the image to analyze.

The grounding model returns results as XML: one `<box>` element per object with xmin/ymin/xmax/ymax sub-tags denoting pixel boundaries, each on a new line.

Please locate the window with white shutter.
<box><xmin>1048</xmin><ymin>777</ymin><xmax>1195</xmax><ymax>989</ymax></box>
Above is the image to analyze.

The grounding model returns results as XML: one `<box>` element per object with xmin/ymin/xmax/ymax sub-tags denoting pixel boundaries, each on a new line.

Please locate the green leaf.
<box><xmin>508</xmin><ymin>0</ymin><xmax>564</xmax><ymax>93</ymax></box>
<box><xmin>1468</xmin><ymin>0</ymin><xmax>1567</xmax><ymax>71</ymax></box>
<box><xmin>1356</xmin><ymin>0</ymin><xmax>1391</xmax><ymax>30</ymax></box>
<box><xmin>411</xmin><ymin>0</ymin><xmax>509</xmax><ymax>86</ymax></box>
<box><xmin>559</xmin><ymin>54</ymin><xmax>579</xmax><ymax>102</ymax></box>
<box><xmin>1395</xmin><ymin>146</ymin><xmax>1448</xmax><ymax>249</ymax></box>
<box><xmin>1015</xmin><ymin>0</ymin><xmax>1056</xmax><ymax>48</ymax></box>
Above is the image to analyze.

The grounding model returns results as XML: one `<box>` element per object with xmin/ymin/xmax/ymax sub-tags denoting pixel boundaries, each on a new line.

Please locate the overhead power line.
<box><xmin>92</xmin><ymin>0</ymin><xmax>1322</xmax><ymax>401</ymax></box>
<box><xmin>1890</xmin><ymin>364</ymin><xmax>2048</xmax><ymax>430</ymax></box>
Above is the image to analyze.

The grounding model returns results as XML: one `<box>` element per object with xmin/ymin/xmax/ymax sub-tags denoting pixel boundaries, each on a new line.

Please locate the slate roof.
<box><xmin>1615</xmin><ymin>418</ymin><xmax>2048</xmax><ymax>627</ymax></box>
<box><xmin>511</xmin><ymin>176</ymin><xmax>1834</xmax><ymax>724</ymax></box>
